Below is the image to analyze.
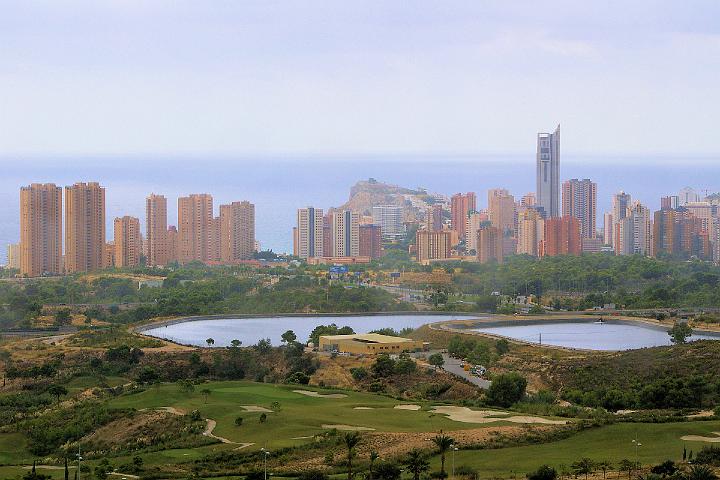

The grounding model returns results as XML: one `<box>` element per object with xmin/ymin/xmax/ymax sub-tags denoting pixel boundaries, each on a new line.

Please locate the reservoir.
<box><xmin>142</xmin><ymin>314</ymin><xmax>477</xmax><ymax>347</ymax></box>
<box><xmin>470</xmin><ymin>319</ymin><xmax>720</xmax><ymax>350</ymax></box>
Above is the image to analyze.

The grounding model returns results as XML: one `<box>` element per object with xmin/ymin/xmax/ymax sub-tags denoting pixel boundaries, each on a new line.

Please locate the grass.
<box><xmin>106</xmin><ymin>381</ymin><xmax>485</xmax><ymax>450</ymax></box>
<box><xmin>431</xmin><ymin>420</ymin><xmax>720</xmax><ymax>476</ymax></box>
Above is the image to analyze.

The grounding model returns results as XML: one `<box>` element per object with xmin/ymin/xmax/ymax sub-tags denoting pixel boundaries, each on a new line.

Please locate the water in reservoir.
<box><xmin>471</xmin><ymin>320</ymin><xmax>720</xmax><ymax>350</ymax></box>
<box><xmin>143</xmin><ymin>314</ymin><xmax>476</xmax><ymax>347</ymax></box>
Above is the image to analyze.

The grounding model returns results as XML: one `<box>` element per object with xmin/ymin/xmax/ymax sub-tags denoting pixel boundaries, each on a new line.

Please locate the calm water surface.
<box><xmin>472</xmin><ymin>320</ymin><xmax>720</xmax><ymax>350</ymax></box>
<box><xmin>143</xmin><ymin>314</ymin><xmax>477</xmax><ymax>347</ymax></box>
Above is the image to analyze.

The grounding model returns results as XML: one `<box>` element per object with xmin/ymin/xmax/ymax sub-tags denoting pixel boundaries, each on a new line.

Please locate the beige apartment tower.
<box><xmin>146</xmin><ymin>194</ymin><xmax>170</xmax><ymax>266</ymax></box>
<box><xmin>177</xmin><ymin>194</ymin><xmax>213</xmax><ymax>263</ymax></box>
<box><xmin>296</xmin><ymin>207</ymin><xmax>324</xmax><ymax>259</ymax></box>
<box><xmin>20</xmin><ymin>183</ymin><xmax>63</xmax><ymax>276</ymax></box>
<box><xmin>65</xmin><ymin>182</ymin><xmax>105</xmax><ymax>273</ymax></box>
<box><xmin>332</xmin><ymin>210</ymin><xmax>360</xmax><ymax>257</ymax></box>
<box><xmin>114</xmin><ymin>216</ymin><xmax>142</xmax><ymax>268</ymax></box>
<box><xmin>220</xmin><ymin>201</ymin><xmax>256</xmax><ymax>262</ymax></box>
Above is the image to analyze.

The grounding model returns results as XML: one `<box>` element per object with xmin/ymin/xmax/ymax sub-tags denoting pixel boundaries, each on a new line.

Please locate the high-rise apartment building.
<box><xmin>653</xmin><ymin>208</ymin><xmax>711</xmax><ymax>260</ymax></box>
<box><xmin>372</xmin><ymin>205</ymin><xmax>404</xmax><ymax>241</ymax></box>
<box><xmin>450</xmin><ymin>193</ymin><xmax>476</xmax><ymax>239</ymax></box>
<box><xmin>416</xmin><ymin>230</ymin><xmax>451</xmax><ymax>263</ymax></box>
<box><xmin>219</xmin><ymin>201</ymin><xmax>256</xmax><ymax>262</ymax></box>
<box><xmin>541</xmin><ymin>216</ymin><xmax>581</xmax><ymax>256</ymax></box>
<box><xmin>297</xmin><ymin>207</ymin><xmax>324</xmax><ymax>259</ymax></box>
<box><xmin>517</xmin><ymin>208</ymin><xmax>544</xmax><ymax>257</ymax></box>
<box><xmin>521</xmin><ymin>193</ymin><xmax>537</xmax><ymax>207</ymax></box>
<box><xmin>536</xmin><ymin>125</ymin><xmax>560</xmax><ymax>218</ymax></box>
<box><xmin>19</xmin><ymin>183</ymin><xmax>63</xmax><ymax>276</ymax></box>
<box><xmin>488</xmin><ymin>189</ymin><xmax>516</xmax><ymax>235</ymax></box>
<box><xmin>615</xmin><ymin>202</ymin><xmax>651</xmax><ymax>256</ymax></box>
<box><xmin>359</xmin><ymin>224</ymin><xmax>382</xmax><ymax>259</ymax></box>
<box><xmin>562</xmin><ymin>179</ymin><xmax>597</xmax><ymax>239</ymax></box>
<box><xmin>332</xmin><ymin>210</ymin><xmax>360</xmax><ymax>257</ymax></box>
<box><xmin>323</xmin><ymin>213</ymin><xmax>334</xmax><ymax>258</ymax></box>
<box><xmin>465</xmin><ymin>212</ymin><xmax>485</xmax><ymax>253</ymax></box>
<box><xmin>65</xmin><ymin>182</ymin><xmax>105</xmax><ymax>273</ymax></box>
<box><xmin>167</xmin><ymin>226</ymin><xmax>178</xmax><ymax>262</ymax></box>
<box><xmin>426</xmin><ymin>204</ymin><xmax>444</xmax><ymax>232</ymax></box>
<box><xmin>603</xmin><ymin>212</ymin><xmax>614</xmax><ymax>246</ymax></box>
<box><xmin>6</xmin><ymin>243</ymin><xmax>21</xmax><ymax>269</ymax></box>
<box><xmin>114</xmin><ymin>216</ymin><xmax>142</xmax><ymax>268</ymax></box>
<box><xmin>177</xmin><ymin>194</ymin><xmax>213</xmax><ymax>263</ymax></box>
<box><xmin>146</xmin><ymin>194</ymin><xmax>169</xmax><ymax>266</ymax></box>
<box><xmin>679</xmin><ymin>187</ymin><xmax>700</xmax><ymax>205</ymax></box>
<box><xmin>476</xmin><ymin>225</ymin><xmax>503</xmax><ymax>264</ymax></box>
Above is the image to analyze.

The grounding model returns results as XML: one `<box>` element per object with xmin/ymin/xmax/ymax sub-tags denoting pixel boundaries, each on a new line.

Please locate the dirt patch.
<box><xmin>688</xmin><ymin>410</ymin><xmax>715</xmax><ymax>419</ymax></box>
<box><xmin>241</xmin><ymin>405</ymin><xmax>273</xmax><ymax>412</ymax></box>
<box><xmin>321</xmin><ymin>424</ymin><xmax>376</xmax><ymax>431</ymax></box>
<box><xmin>234</xmin><ymin>443</ymin><xmax>255</xmax><ymax>450</ymax></box>
<box><xmin>293</xmin><ymin>389</ymin><xmax>348</xmax><ymax>399</ymax></box>
<box><xmin>681</xmin><ymin>432</ymin><xmax>720</xmax><ymax>442</ymax></box>
<box><xmin>157</xmin><ymin>406</ymin><xmax>185</xmax><ymax>415</ymax></box>
<box><xmin>203</xmin><ymin>419</ymin><xmax>236</xmax><ymax>444</ymax></box>
<box><xmin>432</xmin><ymin>406</ymin><xmax>567</xmax><ymax>425</ymax></box>
<box><xmin>394</xmin><ymin>404</ymin><xmax>421</xmax><ymax>411</ymax></box>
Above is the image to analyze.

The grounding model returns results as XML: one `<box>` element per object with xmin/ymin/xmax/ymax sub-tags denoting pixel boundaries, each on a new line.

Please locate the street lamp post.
<box><xmin>451</xmin><ymin>445</ymin><xmax>458</xmax><ymax>479</ymax></box>
<box><xmin>76</xmin><ymin>446</ymin><xmax>82</xmax><ymax>480</ymax></box>
<box><xmin>261</xmin><ymin>448</ymin><xmax>270</xmax><ymax>480</ymax></box>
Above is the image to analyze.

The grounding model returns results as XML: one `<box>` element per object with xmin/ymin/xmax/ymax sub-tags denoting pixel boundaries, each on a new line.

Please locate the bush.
<box><xmin>298</xmin><ymin>470</ymin><xmax>329</xmax><ymax>480</ymax></box>
<box><xmin>527</xmin><ymin>465</ymin><xmax>557</xmax><ymax>480</ymax></box>
<box><xmin>485</xmin><ymin>372</ymin><xmax>527</xmax><ymax>407</ymax></box>
<box><xmin>350</xmin><ymin>367</ymin><xmax>369</xmax><ymax>381</ymax></box>
<box><xmin>374</xmin><ymin>462</ymin><xmax>401</xmax><ymax>480</ymax></box>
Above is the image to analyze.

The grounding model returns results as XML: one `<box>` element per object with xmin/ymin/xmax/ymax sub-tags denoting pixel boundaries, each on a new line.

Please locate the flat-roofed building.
<box><xmin>114</xmin><ymin>216</ymin><xmax>142</xmax><ymax>268</ymax></box>
<box><xmin>65</xmin><ymin>182</ymin><xmax>105</xmax><ymax>273</ymax></box>
<box><xmin>6</xmin><ymin>243</ymin><xmax>21</xmax><ymax>270</ymax></box>
<box><xmin>318</xmin><ymin>333</ymin><xmax>428</xmax><ymax>354</ymax></box>
<box><xmin>20</xmin><ymin>183</ymin><xmax>63</xmax><ymax>276</ymax></box>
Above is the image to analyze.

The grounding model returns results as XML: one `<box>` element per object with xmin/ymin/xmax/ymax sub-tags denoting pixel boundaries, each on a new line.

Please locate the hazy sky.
<box><xmin>1</xmin><ymin>1</ymin><xmax>718</xmax><ymax>158</ymax></box>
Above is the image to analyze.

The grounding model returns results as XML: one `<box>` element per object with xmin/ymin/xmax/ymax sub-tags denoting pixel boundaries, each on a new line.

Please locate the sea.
<box><xmin>1</xmin><ymin>154</ymin><xmax>718</xmax><ymax>264</ymax></box>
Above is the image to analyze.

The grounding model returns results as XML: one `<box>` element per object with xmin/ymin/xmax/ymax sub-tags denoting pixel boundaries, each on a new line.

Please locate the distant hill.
<box><xmin>335</xmin><ymin>178</ymin><xmax>446</xmax><ymax>222</ymax></box>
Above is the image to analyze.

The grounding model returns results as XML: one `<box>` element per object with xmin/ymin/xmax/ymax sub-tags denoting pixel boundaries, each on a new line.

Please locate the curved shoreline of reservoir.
<box><xmin>137</xmin><ymin>312</ymin><xmax>481</xmax><ymax>347</ymax></box>
<box><xmin>432</xmin><ymin>316</ymin><xmax>720</xmax><ymax>351</ymax></box>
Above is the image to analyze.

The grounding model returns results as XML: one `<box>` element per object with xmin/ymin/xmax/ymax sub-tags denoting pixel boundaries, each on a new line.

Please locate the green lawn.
<box><xmin>106</xmin><ymin>381</ymin><xmax>487</xmax><ymax>450</ymax></box>
<box><xmin>431</xmin><ymin>421</ymin><xmax>720</xmax><ymax>477</ymax></box>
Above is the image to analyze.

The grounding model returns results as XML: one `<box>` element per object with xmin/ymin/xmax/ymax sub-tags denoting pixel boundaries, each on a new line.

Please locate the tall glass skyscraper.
<box><xmin>536</xmin><ymin>125</ymin><xmax>560</xmax><ymax>218</ymax></box>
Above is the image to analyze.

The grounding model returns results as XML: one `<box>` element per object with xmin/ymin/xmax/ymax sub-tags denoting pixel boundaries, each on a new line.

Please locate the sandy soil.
<box><xmin>431</xmin><ymin>406</ymin><xmax>567</xmax><ymax>425</ymax></box>
<box><xmin>241</xmin><ymin>405</ymin><xmax>273</xmax><ymax>412</ymax></box>
<box><xmin>203</xmin><ymin>419</ymin><xmax>236</xmax><ymax>444</ymax></box>
<box><xmin>354</xmin><ymin>407</ymin><xmax>374</xmax><ymax>410</ymax></box>
<box><xmin>681</xmin><ymin>432</ymin><xmax>720</xmax><ymax>442</ymax></box>
<box><xmin>157</xmin><ymin>406</ymin><xmax>185</xmax><ymax>415</ymax></box>
<box><xmin>234</xmin><ymin>443</ymin><xmax>255</xmax><ymax>450</ymax></box>
<box><xmin>293</xmin><ymin>389</ymin><xmax>348</xmax><ymax>398</ymax></box>
<box><xmin>321</xmin><ymin>424</ymin><xmax>376</xmax><ymax>431</ymax></box>
<box><xmin>688</xmin><ymin>410</ymin><xmax>715</xmax><ymax>418</ymax></box>
<box><xmin>394</xmin><ymin>404</ymin><xmax>421</xmax><ymax>411</ymax></box>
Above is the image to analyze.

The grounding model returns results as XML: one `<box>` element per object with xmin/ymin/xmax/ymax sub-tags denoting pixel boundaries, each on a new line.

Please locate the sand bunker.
<box><xmin>431</xmin><ymin>406</ymin><xmax>566</xmax><ymax>425</ymax></box>
<box><xmin>394</xmin><ymin>404</ymin><xmax>422</xmax><ymax>411</ymax></box>
<box><xmin>681</xmin><ymin>432</ymin><xmax>720</xmax><ymax>442</ymax></box>
<box><xmin>354</xmin><ymin>406</ymin><xmax>374</xmax><ymax>410</ymax></box>
<box><xmin>234</xmin><ymin>443</ymin><xmax>255</xmax><ymax>450</ymax></box>
<box><xmin>322</xmin><ymin>424</ymin><xmax>376</xmax><ymax>431</ymax></box>
<box><xmin>293</xmin><ymin>389</ymin><xmax>348</xmax><ymax>398</ymax></box>
<box><xmin>688</xmin><ymin>411</ymin><xmax>715</xmax><ymax>419</ymax></box>
<box><xmin>241</xmin><ymin>405</ymin><xmax>273</xmax><ymax>412</ymax></box>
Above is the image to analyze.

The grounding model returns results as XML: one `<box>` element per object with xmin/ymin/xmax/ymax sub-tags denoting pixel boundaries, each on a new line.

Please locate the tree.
<box><xmin>298</xmin><ymin>470</ymin><xmax>329</xmax><ymax>480</ymax></box>
<box><xmin>432</xmin><ymin>433</ymin><xmax>455</xmax><ymax>479</ymax></box>
<box><xmin>686</xmin><ymin>465</ymin><xmax>718</xmax><ymax>480</ymax></box>
<box><xmin>206</xmin><ymin>338</ymin><xmax>215</xmax><ymax>347</ymax></box>
<box><xmin>234</xmin><ymin>416</ymin><xmax>243</xmax><ymax>426</ymax></box>
<box><xmin>259</xmin><ymin>413</ymin><xmax>267</xmax><ymax>423</ymax></box>
<box><xmin>403</xmin><ymin>449</ymin><xmax>430</xmax><ymax>480</ymax></box>
<box><xmin>281</xmin><ymin>330</ymin><xmax>297</xmax><ymax>344</ymax></box>
<box><xmin>485</xmin><ymin>372</ymin><xmax>527</xmax><ymax>407</ymax></box>
<box><xmin>571</xmin><ymin>458</ymin><xmax>595</xmax><ymax>480</ymax></box>
<box><xmin>650</xmin><ymin>460</ymin><xmax>676</xmax><ymax>477</ymax></box>
<box><xmin>596</xmin><ymin>461</ymin><xmax>613</xmax><ymax>480</ymax></box>
<box><xmin>47</xmin><ymin>384</ymin><xmax>68</xmax><ymax>403</ymax></box>
<box><xmin>343</xmin><ymin>431</ymin><xmax>361</xmax><ymax>480</ymax></box>
<box><xmin>270</xmin><ymin>401</ymin><xmax>281</xmax><ymax>412</ymax></box>
<box><xmin>54</xmin><ymin>309</ymin><xmax>72</xmax><ymax>326</ymax></box>
<box><xmin>371</xmin><ymin>354</ymin><xmax>396</xmax><ymax>377</ymax></box>
<box><xmin>230</xmin><ymin>339</ymin><xmax>242</xmax><ymax>348</ymax></box>
<box><xmin>177</xmin><ymin>379</ymin><xmax>195</xmax><ymax>394</ymax></box>
<box><xmin>64</xmin><ymin>458</ymin><xmax>69</xmax><ymax>480</ymax></box>
<box><xmin>428</xmin><ymin>353</ymin><xmax>445</xmax><ymax>370</ymax></box>
<box><xmin>374</xmin><ymin>462</ymin><xmax>401</xmax><ymax>480</ymax></box>
<box><xmin>669</xmin><ymin>322</ymin><xmax>693</xmax><ymax>344</ymax></box>
<box><xmin>200</xmin><ymin>388</ymin><xmax>211</xmax><ymax>403</ymax></box>
<box><xmin>368</xmin><ymin>450</ymin><xmax>380</xmax><ymax>480</ymax></box>
<box><xmin>527</xmin><ymin>465</ymin><xmax>557</xmax><ymax>480</ymax></box>
<box><xmin>619</xmin><ymin>459</ymin><xmax>639</xmax><ymax>480</ymax></box>
<box><xmin>132</xmin><ymin>456</ymin><xmax>144</xmax><ymax>473</ymax></box>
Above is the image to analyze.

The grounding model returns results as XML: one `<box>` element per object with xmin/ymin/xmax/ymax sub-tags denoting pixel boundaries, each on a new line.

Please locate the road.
<box><xmin>440</xmin><ymin>353</ymin><xmax>492</xmax><ymax>389</ymax></box>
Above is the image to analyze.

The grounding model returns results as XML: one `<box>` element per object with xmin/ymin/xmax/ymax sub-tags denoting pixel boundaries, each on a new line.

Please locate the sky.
<box><xmin>0</xmin><ymin>1</ymin><xmax>719</xmax><ymax>159</ymax></box>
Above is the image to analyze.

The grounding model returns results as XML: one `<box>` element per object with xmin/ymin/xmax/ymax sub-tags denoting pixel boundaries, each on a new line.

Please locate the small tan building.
<box><xmin>318</xmin><ymin>333</ymin><xmax>428</xmax><ymax>355</ymax></box>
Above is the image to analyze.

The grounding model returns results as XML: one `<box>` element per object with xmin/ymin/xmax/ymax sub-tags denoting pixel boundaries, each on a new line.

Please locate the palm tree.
<box><xmin>206</xmin><ymin>338</ymin><xmax>215</xmax><ymax>347</ymax></box>
<box><xmin>571</xmin><ymin>458</ymin><xmax>595</xmax><ymax>480</ymax></box>
<box><xmin>619</xmin><ymin>459</ymin><xmax>639</xmax><ymax>480</ymax></box>
<box><xmin>596</xmin><ymin>461</ymin><xmax>613</xmax><ymax>480</ymax></box>
<box><xmin>343</xmin><ymin>431</ymin><xmax>361</xmax><ymax>480</ymax></box>
<box><xmin>200</xmin><ymin>388</ymin><xmax>211</xmax><ymax>403</ymax></box>
<box><xmin>403</xmin><ymin>449</ymin><xmax>430</xmax><ymax>480</ymax></box>
<box><xmin>368</xmin><ymin>450</ymin><xmax>379</xmax><ymax>480</ymax></box>
<box><xmin>432</xmin><ymin>433</ymin><xmax>455</xmax><ymax>479</ymax></box>
<box><xmin>686</xmin><ymin>465</ymin><xmax>719</xmax><ymax>480</ymax></box>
